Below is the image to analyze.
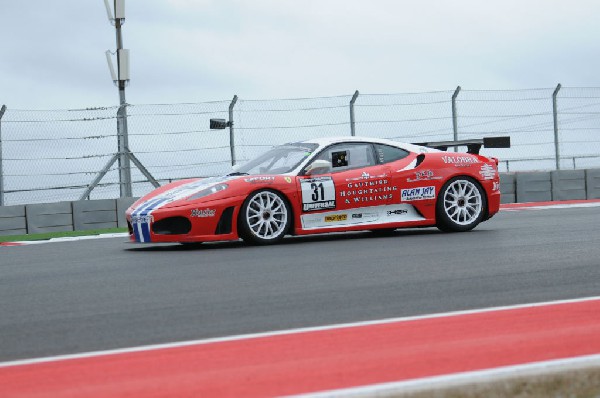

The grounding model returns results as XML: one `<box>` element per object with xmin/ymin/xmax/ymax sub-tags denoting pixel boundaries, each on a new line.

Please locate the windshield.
<box><xmin>233</xmin><ymin>143</ymin><xmax>318</xmax><ymax>175</ymax></box>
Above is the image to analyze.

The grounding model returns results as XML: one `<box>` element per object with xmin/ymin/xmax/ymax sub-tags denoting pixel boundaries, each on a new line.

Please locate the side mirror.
<box><xmin>305</xmin><ymin>159</ymin><xmax>331</xmax><ymax>175</ymax></box>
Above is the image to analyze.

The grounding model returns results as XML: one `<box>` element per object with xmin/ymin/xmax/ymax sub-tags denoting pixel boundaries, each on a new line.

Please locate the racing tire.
<box><xmin>436</xmin><ymin>176</ymin><xmax>487</xmax><ymax>232</ymax></box>
<box><xmin>238</xmin><ymin>189</ymin><xmax>291</xmax><ymax>245</ymax></box>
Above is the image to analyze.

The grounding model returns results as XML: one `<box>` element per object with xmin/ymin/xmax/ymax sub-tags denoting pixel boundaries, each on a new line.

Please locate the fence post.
<box><xmin>0</xmin><ymin>105</ymin><xmax>6</xmax><ymax>206</ymax></box>
<box><xmin>552</xmin><ymin>83</ymin><xmax>562</xmax><ymax>170</ymax></box>
<box><xmin>452</xmin><ymin>86</ymin><xmax>461</xmax><ymax>150</ymax></box>
<box><xmin>350</xmin><ymin>90</ymin><xmax>359</xmax><ymax>136</ymax></box>
<box><xmin>116</xmin><ymin>102</ymin><xmax>133</xmax><ymax>197</ymax></box>
<box><xmin>229</xmin><ymin>95</ymin><xmax>238</xmax><ymax>166</ymax></box>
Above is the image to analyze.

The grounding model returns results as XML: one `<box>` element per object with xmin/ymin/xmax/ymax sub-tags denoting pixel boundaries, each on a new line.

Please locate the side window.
<box><xmin>331</xmin><ymin>150</ymin><xmax>349</xmax><ymax>168</ymax></box>
<box><xmin>310</xmin><ymin>143</ymin><xmax>376</xmax><ymax>174</ymax></box>
<box><xmin>374</xmin><ymin>144</ymin><xmax>410</xmax><ymax>164</ymax></box>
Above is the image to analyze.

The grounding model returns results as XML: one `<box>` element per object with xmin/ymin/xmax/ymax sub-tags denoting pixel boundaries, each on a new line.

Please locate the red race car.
<box><xmin>126</xmin><ymin>136</ymin><xmax>509</xmax><ymax>245</ymax></box>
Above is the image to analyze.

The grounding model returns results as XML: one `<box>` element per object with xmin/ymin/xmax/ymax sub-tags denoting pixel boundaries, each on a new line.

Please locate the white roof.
<box><xmin>301</xmin><ymin>136</ymin><xmax>440</xmax><ymax>154</ymax></box>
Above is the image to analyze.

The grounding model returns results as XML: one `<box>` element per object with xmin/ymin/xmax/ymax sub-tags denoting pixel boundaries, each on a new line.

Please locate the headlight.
<box><xmin>187</xmin><ymin>183</ymin><xmax>228</xmax><ymax>201</ymax></box>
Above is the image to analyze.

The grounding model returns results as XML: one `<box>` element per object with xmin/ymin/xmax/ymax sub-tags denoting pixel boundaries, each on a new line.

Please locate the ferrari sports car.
<box><xmin>126</xmin><ymin>136</ymin><xmax>509</xmax><ymax>245</ymax></box>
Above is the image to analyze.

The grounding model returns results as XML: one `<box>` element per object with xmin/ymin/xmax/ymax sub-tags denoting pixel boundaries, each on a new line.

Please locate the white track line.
<box><xmin>502</xmin><ymin>202</ymin><xmax>600</xmax><ymax>211</ymax></box>
<box><xmin>1</xmin><ymin>295</ymin><xmax>599</xmax><ymax>368</ymax></box>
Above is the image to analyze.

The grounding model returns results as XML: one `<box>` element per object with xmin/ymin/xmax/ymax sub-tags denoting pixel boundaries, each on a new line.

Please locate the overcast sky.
<box><xmin>1</xmin><ymin>0</ymin><xmax>599</xmax><ymax>109</ymax></box>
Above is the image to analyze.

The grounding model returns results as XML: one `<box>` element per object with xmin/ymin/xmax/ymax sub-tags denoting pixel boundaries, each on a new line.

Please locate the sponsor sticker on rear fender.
<box><xmin>479</xmin><ymin>164</ymin><xmax>497</xmax><ymax>180</ymax></box>
<box><xmin>441</xmin><ymin>155</ymin><xmax>480</xmax><ymax>165</ymax></box>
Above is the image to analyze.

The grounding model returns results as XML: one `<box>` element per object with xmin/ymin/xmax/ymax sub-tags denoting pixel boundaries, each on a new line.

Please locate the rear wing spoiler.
<box><xmin>413</xmin><ymin>136</ymin><xmax>511</xmax><ymax>155</ymax></box>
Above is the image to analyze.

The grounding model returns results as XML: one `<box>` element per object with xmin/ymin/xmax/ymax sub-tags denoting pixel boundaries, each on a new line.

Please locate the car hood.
<box><xmin>129</xmin><ymin>175</ymin><xmax>238</xmax><ymax>216</ymax></box>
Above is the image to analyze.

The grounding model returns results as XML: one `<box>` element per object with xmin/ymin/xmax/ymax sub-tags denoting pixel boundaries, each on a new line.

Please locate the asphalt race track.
<box><xmin>1</xmin><ymin>206</ymin><xmax>599</xmax><ymax>362</ymax></box>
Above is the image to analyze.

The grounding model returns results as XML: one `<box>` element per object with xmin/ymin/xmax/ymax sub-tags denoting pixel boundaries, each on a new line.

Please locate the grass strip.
<box><xmin>0</xmin><ymin>228</ymin><xmax>127</xmax><ymax>243</ymax></box>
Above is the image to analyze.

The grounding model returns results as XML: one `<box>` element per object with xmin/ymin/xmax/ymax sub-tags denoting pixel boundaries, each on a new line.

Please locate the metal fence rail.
<box><xmin>1</xmin><ymin>86</ymin><xmax>599</xmax><ymax>205</ymax></box>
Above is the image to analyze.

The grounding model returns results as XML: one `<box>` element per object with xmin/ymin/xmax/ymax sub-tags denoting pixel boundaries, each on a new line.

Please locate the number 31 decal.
<box><xmin>311</xmin><ymin>182</ymin><xmax>325</xmax><ymax>201</ymax></box>
<box><xmin>300</xmin><ymin>177</ymin><xmax>336</xmax><ymax>212</ymax></box>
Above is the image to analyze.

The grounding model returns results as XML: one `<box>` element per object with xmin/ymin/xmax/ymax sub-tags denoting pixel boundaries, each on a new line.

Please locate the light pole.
<box><xmin>80</xmin><ymin>0</ymin><xmax>159</xmax><ymax>200</ymax></box>
<box><xmin>104</xmin><ymin>0</ymin><xmax>132</xmax><ymax>197</ymax></box>
<box><xmin>0</xmin><ymin>105</ymin><xmax>6</xmax><ymax>206</ymax></box>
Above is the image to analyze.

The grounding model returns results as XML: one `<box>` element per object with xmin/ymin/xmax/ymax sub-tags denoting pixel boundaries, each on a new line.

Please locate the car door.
<box><xmin>376</xmin><ymin>143</ymin><xmax>439</xmax><ymax>204</ymax></box>
<box><xmin>375</xmin><ymin>143</ymin><xmax>436</xmax><ymax>222</ymax></box>
<box><xmin>297</xmin><ymin>142</ymin><xmax>394</xmax><ymax>229</ymax></box>
<box><xmin>372</xmin><ymin>143</ymin><xmax>417</xmax><ymax>196</ymax></box>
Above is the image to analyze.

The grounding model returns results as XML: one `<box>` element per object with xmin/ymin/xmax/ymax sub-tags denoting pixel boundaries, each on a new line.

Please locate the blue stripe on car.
<box><xmin>133</xmin><ymin>221</ymin><xmax>141</xmax><ymax>242</ymax></box>
<box><xmin>133</xmin><ymin>197</ymin><xmax>163</xmax><ymax>217</ymax></box>
<box><xmin>141</xmin><ymin>221</ymin><xmax>151</xmax><ymax>242</ymax></box>
<box><xmin>131</xmin><ymin>197</ymin><xmax>166</xmax><ymax>242</ymax></box>
<box><xmin>139</xmin><ymin>198</ymin><xmax>171</xmax><ymax>242</ymax></box>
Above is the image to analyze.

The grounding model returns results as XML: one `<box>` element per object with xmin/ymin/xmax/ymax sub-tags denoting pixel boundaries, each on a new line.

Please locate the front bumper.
<box><xmin>127</xmin><ymin>197</ymin><xmax>242</xmax><ymax>243</ymax></box>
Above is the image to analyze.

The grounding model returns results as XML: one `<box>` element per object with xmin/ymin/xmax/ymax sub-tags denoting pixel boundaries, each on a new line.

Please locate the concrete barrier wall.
<box><xmin>515</xmin><ymin>172</ymin><xmax>552</xmax><ymax>203</ymax></box>
<box><xmin>0</xmin><ymin>198</ymin><xmax>139</xmax><ymax>236</ymax></box>
<box><xmin>72</xmin><ymin>199</ymin><xmax>118</xmax><ymax>231</ymax></box>
<box><xmin>551</xmin><ymin>170</ymin><xmax>586</xmax><ymax>201</ymax></box>
<box><xmin>501</xmin><ymin>170</ymin><xmax>593</xmax><ymax>203</ymax></box>
<box><xmin>0</xmin><ymin>205</ymin><xmax>27</xmax><ymax>236</ymax></box>
<box><xmin>26</xmin><ymin>202</ymin><xmax>73</xmax><ymax>234</ymax></box>
<box><xmin>586</xmin><ymin>169</ymin><xmax>600</xmax><ymax>199</ymax></box>
<box><xmin>117</xmin><ymin>197</ymin><xmax>138</xmax><ymax>228</ymax></box>
<box><xmin>499</xmin><ymin>173</ymin><xmax>516</xmax><ymax>204</ymax></box>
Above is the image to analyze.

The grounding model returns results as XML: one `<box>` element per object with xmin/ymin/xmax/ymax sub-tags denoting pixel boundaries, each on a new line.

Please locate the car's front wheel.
<box><xmin>436</xmin><ymin>176</ymin><xmax>486</xmax><ymax>232</ymax></box>
<box><xmin>238</xmin><ymin>189</ymin><xmax>291</xmax><ymax>244</ymax></box>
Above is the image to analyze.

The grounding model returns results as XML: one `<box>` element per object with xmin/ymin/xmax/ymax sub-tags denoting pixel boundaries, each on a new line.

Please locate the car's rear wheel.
<box><xmin>239</xmin><ymin>189</ymin><xmax>291</xmax><ymax>244</ymax></box>
<box><xmin>436</xmin><ymin>176</ymin><xmax>486</xmax><ymax>232</ymax></box>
